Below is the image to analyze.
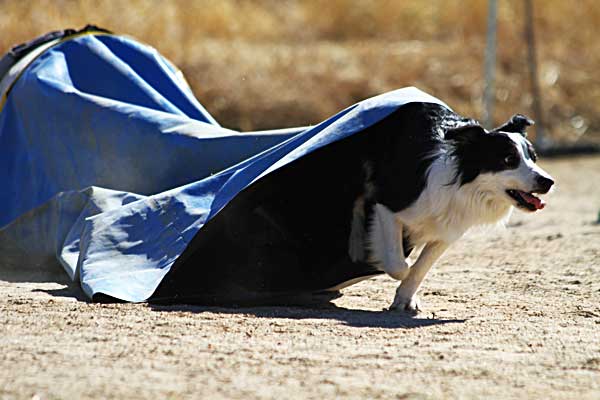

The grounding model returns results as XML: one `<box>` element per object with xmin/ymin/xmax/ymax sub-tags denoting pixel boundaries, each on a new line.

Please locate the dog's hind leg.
<box><xmin>348</xmin><ymin>196</ymin><xmax>366</xmax><ymax>262</ymax></box>
<box><xmin>369</xmin><ymin>203</ymin><xmax>409</xmax><ymax>280</ymax></box>
<box><xmin>389</xmin><ymin>240</ymin><xmax>448</xmax><ymax>313</ymax></box>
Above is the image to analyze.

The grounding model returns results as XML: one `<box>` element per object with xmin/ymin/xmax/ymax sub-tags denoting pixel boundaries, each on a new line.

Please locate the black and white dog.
<box><xmin>153</xmin><ymin>102</ymin><xmax>554</xmax><ymax>312</ymax></box>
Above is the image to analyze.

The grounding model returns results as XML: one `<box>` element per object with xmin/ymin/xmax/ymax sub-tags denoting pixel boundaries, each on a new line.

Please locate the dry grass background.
<box><xmin>1</xmin><ymin>0</ymin><xmax>598</xmax><ymax>141</ymax></box>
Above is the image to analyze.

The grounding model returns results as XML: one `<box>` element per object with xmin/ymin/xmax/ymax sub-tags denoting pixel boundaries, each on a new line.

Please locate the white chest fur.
<box><xmin>395</xmin><ymin>156</ymin><xmax>513</xmax><ymax>246</ymax></box>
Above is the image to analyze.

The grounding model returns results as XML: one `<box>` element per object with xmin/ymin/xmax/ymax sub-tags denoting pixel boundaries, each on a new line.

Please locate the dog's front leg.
<box><xmin>370</xmin><ymin>203</ymin><xmax>409</xmax><ymax>280</ymax></box>
<box><xmin>389</xmin><ymin>240</ymin><xmax>448</xmax><ymax>314</ymax></box>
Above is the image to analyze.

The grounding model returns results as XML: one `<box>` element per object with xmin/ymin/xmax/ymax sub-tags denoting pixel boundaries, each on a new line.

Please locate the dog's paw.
<box><xmin>384</xmin><ymin>259</ymin><xmax>409</xmax><ymax>280</ymax></box>
<box><xmin>389</xmin><ymin>294</ymin><xmax>421</xmax><ymax>315</ymax></box>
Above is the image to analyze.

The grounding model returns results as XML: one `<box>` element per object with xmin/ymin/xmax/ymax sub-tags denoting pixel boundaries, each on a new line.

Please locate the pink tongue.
<box><xmin>519</xmin><ymin>191</ymin><xmax>545</xmax><ymax>210</ymax></box>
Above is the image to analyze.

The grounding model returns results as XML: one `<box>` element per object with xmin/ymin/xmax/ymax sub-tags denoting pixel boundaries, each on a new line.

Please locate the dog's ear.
<box><xmin>444</xmin><ymin>124</ymin><xmax>486</xmax><ymax>143</ymax></box>
<box><xmin>493</xmin><ymin>114</ymin><xmax>534</xmax><ymax>137</ymax></box>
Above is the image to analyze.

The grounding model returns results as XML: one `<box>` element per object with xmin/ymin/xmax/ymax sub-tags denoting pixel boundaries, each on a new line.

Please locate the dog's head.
<box><xmin>446</xmin><ymin>114</ymin><xmax>554</xmax><ymax>212</ymax></box>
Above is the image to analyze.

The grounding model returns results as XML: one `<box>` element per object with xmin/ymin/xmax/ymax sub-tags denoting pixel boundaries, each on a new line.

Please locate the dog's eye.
<box><xmin>503</xmin><ymin>154</ymin><xmax>518</xmax><ymax>166</ymax></box>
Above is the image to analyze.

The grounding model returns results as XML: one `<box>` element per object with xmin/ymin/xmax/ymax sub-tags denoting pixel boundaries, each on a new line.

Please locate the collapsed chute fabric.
<box><xmin>0</xmin><ymin>29</ymin><xmax>447</xmax><ymax>302</ymax></box>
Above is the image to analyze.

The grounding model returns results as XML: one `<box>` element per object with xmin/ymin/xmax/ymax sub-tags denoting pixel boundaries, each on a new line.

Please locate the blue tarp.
<box><xmin>0</xmin><ymin>32</ymin><xmax>447</xmax><ymax>302</ymax></box>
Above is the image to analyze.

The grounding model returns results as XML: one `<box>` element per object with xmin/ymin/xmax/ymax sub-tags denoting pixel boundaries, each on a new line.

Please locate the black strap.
<box><xmin>0</xmin><ymin>25</ymin><xmax>112</xmax><ymax>81</ymax></box>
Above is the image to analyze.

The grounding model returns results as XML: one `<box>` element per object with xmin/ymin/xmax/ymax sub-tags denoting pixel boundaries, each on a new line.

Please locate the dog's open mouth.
<box><xmin>506</xmin><ymin>189</ymin><xmax>545</xmax><ymax>211</ymax></box>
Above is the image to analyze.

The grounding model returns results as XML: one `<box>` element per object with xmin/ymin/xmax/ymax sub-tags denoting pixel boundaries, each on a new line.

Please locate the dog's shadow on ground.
<box><xmin>31</xmin><ymin>285</ymin><xmax>465</xmax><ymax>328</ymax></box>
<box><xmin>4</xmin><ymin>263</ymin><xmax>465</xmax><ymax>329</ymax></box>
<box><xmin>148</xmin><ymin>301</ymin><xmax>466</xmax><ymax>329</ymax></box>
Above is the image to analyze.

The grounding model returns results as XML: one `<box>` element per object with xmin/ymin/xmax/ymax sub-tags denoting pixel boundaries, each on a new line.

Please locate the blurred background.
<box><xmin>1</xmin><ymin>0</ymin><xmax>598</xmax><ymax>144</ymax></box>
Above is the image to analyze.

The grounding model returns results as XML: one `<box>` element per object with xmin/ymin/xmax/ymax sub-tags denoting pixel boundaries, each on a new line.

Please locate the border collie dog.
<box><xmin>154</xmin><ymin>103</ymin><xmax>554</xmax><ymax>312</ymax></box>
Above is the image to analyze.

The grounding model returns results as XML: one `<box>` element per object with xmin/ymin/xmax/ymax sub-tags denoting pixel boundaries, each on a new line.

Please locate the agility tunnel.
<box><xmin>0</xmin><ymin>27</ymin><xmax>447</xmax><ymax>303</ymax></box>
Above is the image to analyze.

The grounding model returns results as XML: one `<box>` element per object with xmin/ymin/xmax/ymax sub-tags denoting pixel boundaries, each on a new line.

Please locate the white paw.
<box><xmin>389</xmin><ymin>294</ymin><xmax>421</xmax><ymax>314</ymax></box>
<box><xmin>384</xmin><ymin>259</ymin><xmax>409</xmax><ymax>280</ymax></box>
<box><xmin>369</xmin><ymin>203</ymin><xmax>409</xmax><ymax>279</ymax></box>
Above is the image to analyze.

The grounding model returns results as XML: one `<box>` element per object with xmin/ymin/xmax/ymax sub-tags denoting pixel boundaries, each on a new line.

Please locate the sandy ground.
<box><xmin>1</xmin><ymin>156</ymin><xmax>599</xmax><ymax>400</ymax></box>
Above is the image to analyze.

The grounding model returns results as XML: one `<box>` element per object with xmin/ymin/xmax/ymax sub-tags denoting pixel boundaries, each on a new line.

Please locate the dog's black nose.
<box><xmin>535</xmin><ymin>175</ymin><xmax>554</xmax><ymax>193</ymax></box>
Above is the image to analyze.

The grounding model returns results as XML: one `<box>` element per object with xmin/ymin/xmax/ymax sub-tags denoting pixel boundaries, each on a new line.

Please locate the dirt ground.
<box><xmin>1</xmin><ymin>155</ymin><xmax>599</xmax><ymax>400</ymax></box>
